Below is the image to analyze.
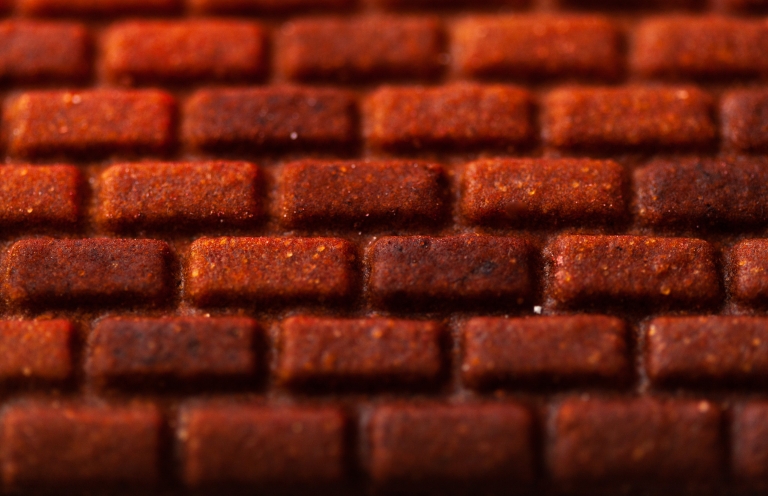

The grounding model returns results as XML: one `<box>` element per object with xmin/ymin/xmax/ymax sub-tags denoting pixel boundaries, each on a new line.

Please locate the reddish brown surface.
<box><xmin>3</xmin><ymin>238</ymin><xmax>171</xmax><ymax>308</ymax></box>
<box><xmin>548</xmin><ymin>398</ymin><xmax>723</xmax><ymax>483</ymax></box>
<box><xmin>452</xmin><ymin>15</ymin><xmax>621</xmax><ymax>80</ymax></box>
<box><xmin>543</xmin><ymin>86</ymin><xmax>716</xmax><ymax>150</ymax></box>
<box><xmin>0</xmin><ymin>21</ymin><xmax>89</xmax><ymax>82</ymax></box>
<box><xmin>103</xmin><ymin>21</ymin><xmax>265</xmax><ymax>85</ymax></box>
<box><xmin>188</xmin><ymin>0</ymin><xmax>353</xmax><ymax>14</ymax></box>
<box><xmin>462</xmin><ymin>316</ymin><xmax>629</xmax><ymax>388</ymax></box>
<box><xmin>369</xmin><ymin>235</ymin><xmax>532</xmax><ymax>308</ymax></box>
<box><xmin>0</xmin><ymin>165</ymin><xmax>80</xmax><ymax>228</ymax></box>
<box><xmin>16</xmin><ymin>0</ymin><xmax>179</xmax><ymax>15</ymax></box>
<box><xmin>460</xmin><ymin>158</ymin><xmax>626</xmax><ymax>227</ymax></box>
<box><xmin>5</xmin><ymin>90</ymin><xmax>175</xmax><ymax>158</ymax></box>
<box><xmin>277</xmin><ymin>316</ymin><xmax>444</xmax><ymax>387</ymax></box>
<box><xmin>369</xmin><ymin>403</ymin><xmax>534</xmax><ymax>483</ymax></box>
<box><xmin>547</xmin><ymin>235</ymin><xmax>721</xmax><ymax>309</ymax></box>
<box><xmin>2</xmin><ymin>402</ymin><xmax>161</xmax><ymax>487</ymax></box>
<box><xmin>279</xmin><ymin>159</ymin><xmax>445</xmax><ymax>229</ymax></box>
<box><xmin>0</xmin><ymin>320</ymin><xmax>72</xmax><ymax>382</ymax></box>
<box><xmin>732</xmin><ymin>402</ymin><xmax>768</xmax><ymax>481</ymax></box>
<box><xmin>722</xmin><ymin>90</ymin><xmax>768</xmax><ymax>152</ymax></box>
<box><xmin>277</xmin><ymin>16</ymin><xmax>442</xmax><ymax>82</ymax></box>
<box><xmin>714</xmin><ymin>0</ymin><xmax>768</xmax><ymax>10</ymax></box>
<box><xmin>374</xmin><ymin>0</ymin><xmax>529</xmax><ymax>6</ymax></box>
<box><xmin>179</xmin><ymin>404</ymin><xmax>346</xmax><ymax>486</ymax></box>
<box><xmin>86</xmin><ymin>317</ymin><xmax>258</xmax><ymax>385</ymax></box>
<box><xmin>183</xmin><ymin>87</ymin><xmax>357</xmax><ymax>152</ymax></box>
<box><xmin>185</xmin><ymin>237</ymin><xmax>358</xmax><ymax>307</ymax></box>
<box><xmin>364</xmin><ymin>83</ymin><xmax>532</xmax><ymax>150</ymax></box>
<box><xmin>96</xmin><ymin>161</ymin><xmax>261</xmax><ymax>232</ymax></box>
<box><xmin>730</xmin><ymin>239</ymin><xmax>768</xmax><ymax>306</ymax></box>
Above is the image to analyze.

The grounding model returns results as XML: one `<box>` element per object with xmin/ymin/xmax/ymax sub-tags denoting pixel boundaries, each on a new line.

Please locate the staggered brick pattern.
<box><xmin>2</xmin><ymin>0</ymin><xmax>768</xmax><ymax>494</ymax></box>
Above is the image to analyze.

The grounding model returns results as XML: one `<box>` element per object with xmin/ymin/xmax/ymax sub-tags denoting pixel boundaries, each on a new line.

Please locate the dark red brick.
<box><xmin>364</xmin><ymin>83</ymin><xmax>532</xmax><ymax>151</ymax></box>
<box><xmin>0</xmin><ymin>21</ymin><xmax>89</xmax><ymax>82</ymax></box>
<box><xmin>732</xmin><ymin>402</ymin><xmax>768</xmax><ymax>481</ymax></box>
<box><xmin>179</xmin><ymin>404</ymin><xmax>346</xmax><ymax>486</ymax></box>
<box><xmin>460</xmin><ymin>158</ymin><xmax>626</xmax><ymax>227</ymax></box>
<box><xmin>369</xmin><ymin>235</ymin><xmax>532</xmax><ymax>308</ymax></box>
<box><xmin>279</xmin><ymin>160</ymin><xmax>445</xmax><ymax>229</ymax></box>
<box><xmin>548</xmin><ymin>397</ymin><xmax>722</xmax><ymax>483</ymax></box>
<box><xmin>96</xmin><ymin>161</ymin><xmax>260</xmax><ymax>232</ymax></box>
<box><xmin>730</xmin><ymin>239</ymin><xmax>768</xmax><ymax>306</ymax></box>
<box><xmin>722</xmin><ymin>90</ymin><xmax>768</xmax><ymax>152</ymax></box>
<box><xmin>188</xmin><ymin>0</ymin><xmax>352</xmax><ymax>14</ymax></box>
<box><xmin>0</xmin><ymin>320</ymin><xmax>72</xmax><ymax>382</ymax></box>
<box><xmin>452</xmin><ymin>15</ymin><xmax>621</xmax><ymax>80</ymax></box>
<box><xmin>0</xmin><ymin>165</ymin><xmax>80</xmax><ymax>229</ymax></box>
<box><xmin>103</xmin><ymin>21</ymin><xmax>265</xmax><ymax>85</ymax></box>
<box><xmin>2</xmin><ymin>402</ymin><xmax>161</xmax><ymax>487</ymax></box>
<box><xmin>369</xmin><ymin>403</ymin><xmax>534</xmax><ymax>483</ymax></box>
<box><xmin>546</xmin><ymin>235</ymin><xmax>721</xmax><ymax>309</ymax></box>
<box><xmin>17</xmin><ymin>0</ymin><xmax>179</xmax><ymax>15</ymax></box>
<box><xmin>3</xmin><ymin>238</ymin><xmax>171</xmax><ymax>308</ymax></box>
<box><xmin>276</xmin><ymin>316</ymin><xmax>443</xmax><ymax>388</ymax></box>
<box><xmin>462</xmin><ymin>316</ymin><xmax>629</xmax><ymax>388</ymax></box>
<box><xmin>185</xmin><ymin>237</ymin><xmax>357</xmax><ymax>307</ymax></box>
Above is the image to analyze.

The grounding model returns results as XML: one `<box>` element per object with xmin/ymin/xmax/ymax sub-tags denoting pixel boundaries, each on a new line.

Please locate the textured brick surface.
<box><xmin>733</xmin><ymin>402</ymin><xmax>768</xmax><ymax>481</ymax></box>
<box><xmin>0</xmin><ymin>21</ymin><xmax>89</xmax><ymax>82</ymax></box>
<box><xmin>0</xmin><ymin>320</ymin><xmax>72</xmax><ymax>382</ymax></box>
<box><xmin>722</xmin><ymin>90</ymin><xmax>768</xmax><ymax>152</ymax></box>
<box><xmin>730</xmin><ymin>239</ymin><xmax>768</xmax><ymax>307</ymax></box>
<box><xmin>0</xmin><ymin>166</ymin><xmax>80</xmax><ymax>229</ymax></box>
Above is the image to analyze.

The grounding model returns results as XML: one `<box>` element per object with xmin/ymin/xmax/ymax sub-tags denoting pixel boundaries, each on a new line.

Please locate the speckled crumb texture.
<box><xmin>3</xmin><ymin>0</ymin><xmax>768</xmax><ymax>495</ymax></box>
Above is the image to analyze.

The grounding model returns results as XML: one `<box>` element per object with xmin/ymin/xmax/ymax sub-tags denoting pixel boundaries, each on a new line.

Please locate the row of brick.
<box><xmin>3</xmin><ymin>86</ymin><xmax>766</xmax><ymax>157</ymax></box>
<box><xmin>4</xmin><ymin>16</ymin><xmax>768</xmax><ymax>86</ymax></box>
<box><xmin>2</xmin><ymin>397</ymin><xmax>768</xmax><ymax>488</ymax></box>
<box><xmin>0</xmin><ymin>235</ymin><xmax>765</xmax><ymax>310</ymax></box>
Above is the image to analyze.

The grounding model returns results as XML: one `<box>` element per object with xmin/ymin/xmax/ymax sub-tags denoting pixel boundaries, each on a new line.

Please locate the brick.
<box><xmin>369</xmin><ymin>403</ymin><xmax>533</xmax><ymax>483</ymax></box>
<box><xmin>558</xmin><ymin>0</ymin><xmax>698</xmax><ymax>8</ymax></box>
<box><xmin>369</xmin><ymin>235</ymin><xmax>532</xmax><ymax>308</ymax></box>
<box><xmin>179</xmin><ymin>404</ymin><xmax>345</xmax><ymax>486</ymax></box>
<box><xmin>722</xmin><ymin>90</ymin><xmax>768</xmax><ymax>152</ymax></box>
<box><xmin>548</xmin><ymin>398</ymin><xmax>722</xmax><ymax>483</ymax></box>
<box><xmin>714</xmin><ymin>0</ymin><xmax>768</xmax><ymax>11</ymax></box>
<box><xmin>0</xmin><ymin>165</ymin><xmax>80</xmax><ymax>229</ymax></box>
<box><xmin>0</xmin><ymin>320</ymin><xmax>72</xmax><ymax>382</ymax></box>
<box><xmin>631</xmin><ymin>17</ymin><xmax>768</xmax><ymax>79</ymax></box>
<box><xmin>103</xmin><ymin>21</ymin><xmax>265</xmax><ymax>85</ymax></box>
<box><xmin>0</xmin><ymin>21</ymin><xmax>89</xmax><ymax>82</ymax></box>
<box><xmin>3</xmin><ymin>238</ymin><xmax>171</xmax><ymax>308</ymax></box>
<box><xmin>462</xmin><ymin>316</ymin><xmax>629</xmax><ymax>389</ymax></box>
<box><xmin>733</xmin><ymin>402</ymin><xmax>768</xmax><ymax>481</ymax></box>
<box><xmin>543</xmin><ymin>86</ymin><xmax>716</xmax><ymax>150</ymax></box>
<box><xmin>635</xmin><ymin>158</ymin><xmax>768</xmax><ymax>229</ymax></box>
<box><xmin>460</xmin><ymin>158</ymin><xmax>626</xmax><ymax>227</ymax></box>
<box><xmin>364</xmin><ymin>83</ymin><xmax>532</xmax><ymax>151</ymax></box>
<box><xmin>279</xmin><ymin>160</ymin><xmax>446</xmax><ymax>229</ymax></box>
<box><xmin>646</xmin><ymin>317</ymin><xmax>768</xmax><ymax>387</ymax></box>
<box><xmin>730</xmin><ymin>239</ymin><xmax>768</xmax><ymax>306</ymax></box>
<box><xmin>188</xmin><ymin>0</ymin><xmax>353</xmax><ymax>14</ymax></box>
<box><xmin>276</xmin><ymin>316</ymin><xmax>444</xmax><ymax>388</ymax></box>
<box><xmin>5</xmin><ymin>90</ymin><xmax>175</xmax><ymax>158</ymax></box>
<box><xmin>278</xmin><ymin>16</ymin><xmax>442</xmax><ymax>82</ymax></box>
<box><xmin>183</xmin><ymin>87</ymin><xmax>356</xmax><ymax>152</ymax></box>
<box><xmin>86</xmin><ymin>317</ymin><xmax>258</xmax><ymax>385</ymax></box>
<box><xmin>17</xmin><ymin>0</ymin><xmax>179</xmax><ymax>15</ymax></box>
<box><xmin>2</xmin><ymin>402</ymin><xmax>161</xmax><ymax>487</ymax></box>
<box><xmin>372</xmin><ymin>0</ymin><xmax>529</xmax><ymax>7</ymax></box>
<box><xmin>452</xmin><ymin>15</ymin><xmax>621</xmax><ymax>80</ymax></box>
<box><xmin>546</xmin><ymin>235</ymin><xmax>721</xmax><ymax>309</ymax></box>
<box><xmin>96</xmin><ymin>161</ymin><xmax>260</xmax><ymax>232</ymax></box>
<box><xmin>185</xmin><ymin>237</ymin><xmax>357</xmax><ymax>307</ymax></box>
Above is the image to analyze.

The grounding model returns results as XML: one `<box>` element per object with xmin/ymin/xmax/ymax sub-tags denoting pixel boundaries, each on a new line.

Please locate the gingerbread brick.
<box><xmin>452</xmin><ymin>15</ymin><xmax>621</xmax><ymax>80</ymax></box>
<box><xmin>460</xmin><ymin>158</ymin><xmax>626</xmax><ymax>227</ymax></box>
<box><xmin>730</xmin><ymin>239</ymin><xmax>768</xmax><ymax>306</ymax></box>
<box><xmin>364</xmin><ymin>83</ymin><xmax>532</xmax><ymax>151</ymax></box>
<box><xmin>17</xmin><ymin>0</ymin><xmax>179</xmax><ymax>15</ymax></box>
<box><xmin>278</xmin><ymin>16</ymin><xmax>442</xmax><ymax>82</ymax></box>
<box><xmin>369</xmin><ymin>235</ymin><xmax>532</xmax><ymax>308</ymax></box>
<box><xmin>732</xmin><ymin>402</ymin><xmax>768</xmax><ymax>481</ymax></box>
<box><xmin>635</xmin><ymin>158</ymin><xmax>768</xmax><ymax>229</ymax></box>
<box><xmin>548</xmin><ymin>397</ymin><xmax>722</xmax><ymax>483</ymax></box>
<box><xmin>103</xmin><ymin>21</ymin><xmax>265</xmax><ymax>85</ymax></box>
<box><xmin>646</xmin><ymin>316</ymin><xmax>768</xmax><ymax>387</ymax></box>
<box><xmin>0</xmin><ymin>320</ymin><xmax>72</xmax><ymax>382</ymax></box>
<box><xmin>547</xmin><ymin>235</ymin><xmax>721</xmax><ymax>309</ymax></box>
<box><xmin>86</xmin><ymin>317</ymin><xmax>258</xmax><ymax>385</ymax></box>
<box><xmin>631</xmin><ymin>17</ymin><xmax>768</xmax><ymax>79</ymax></box>
<box><xmin>188</xmin><ymin>0</ymin><xmax>353</xmax><ymax>14</ymax></box>
<box><xmin>96</xmin><ymin>161</ymin><xmax>260</xmax><ymax>232</ymax></box>
<box><xmin>543</xmin><ymin>86</ymin><xmax>716</xmax><ymax>150</ymax></box>
<box><xmin>183</xmin><ymin>87</ymin><xmax>356</xmax><ymax>152</ymax></box>
<box><xmin>276</xmin><ymin>316</ymin><xmax>444</xmax><ymax>388</ymax></box>
<box><xmin>369</xmin><ymin>403</ymin><xmax>533</xmax><ymax>483</ymax></box>
<box><xmin>179</xmin><ymin>404</ymin><xmax>346</xmax><ymax>486</ymax></box>
<box><xmin>4</xmin><ymin>238</ymin><xmax>171</xmax><ymax>308</ymax></box>
<box><xmin>279</xmin><ymin>160</ymin><xmax>445</xmax><ymax>229</ymax></box>
<box><xmin>2</xmin><ymin>402</ymin><xmax>161</xmax><ymax>487</ymax></box>
<box><xmin>185</xmin><ymin>237</ymin><xmax>357</xmax><ymax>307</ymax></box>
<box><xmin>722</xmin><ymin>90</ymin><xmax>768</xmax><ymax>152</ymax></box>
<box><xmin>462</xmin><ymin>316</ymin><xmax>629</xmax><ymax>389</ymax></box>
<box><xmin>0</xmin><ymin>21</ymin><xmax>89</xmax><ymax>82</ymax></box>
<box><xmin>0</xmin><ymin>165</ymin><xmax>80</xmax><ymax>229</ymax></box>
<box><xmin>5</xmin><ymin>90</ymin><xmax>175</xmax><ymax>158</ymax></box>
